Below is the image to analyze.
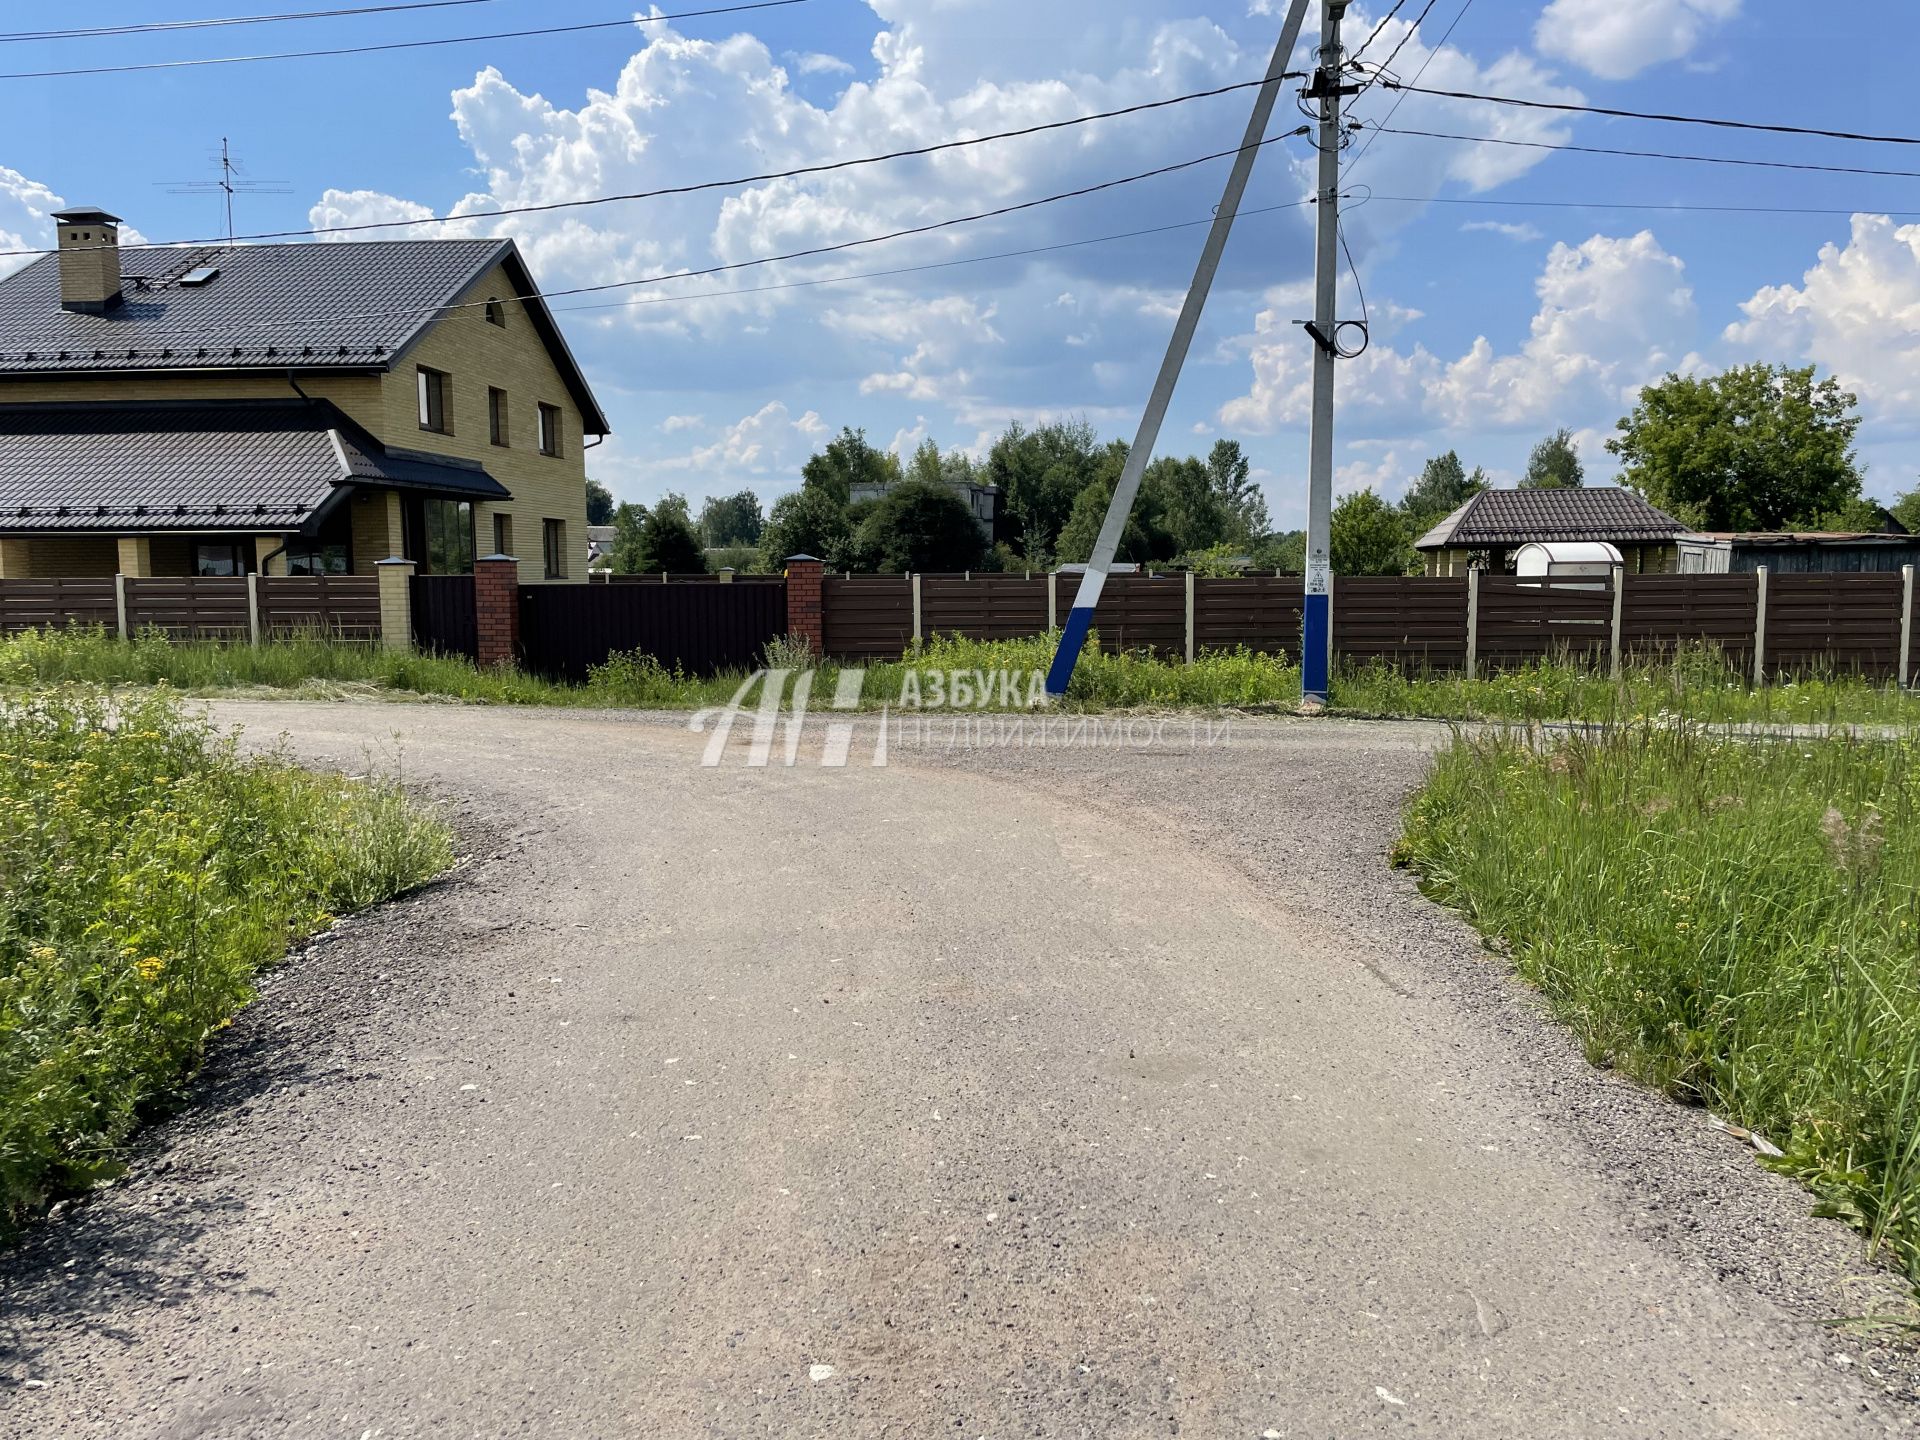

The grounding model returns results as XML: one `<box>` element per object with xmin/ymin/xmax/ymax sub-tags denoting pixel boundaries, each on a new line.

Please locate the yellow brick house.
<box><xmin>0</xmin><ymin>207</ymin><xmax>609</xmax><ymax>583</ymax></box>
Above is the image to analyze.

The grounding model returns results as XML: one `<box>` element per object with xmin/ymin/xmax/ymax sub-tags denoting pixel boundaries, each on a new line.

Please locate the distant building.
<box><xmin>849</xmin><ymin>477</ymin><xmax>1001</xmax><ymax>542</ymax></box>
<box><xmin>1677</xmin><ymin>530</ymin><xmax>1920</xmax><ymax>574</ymax></box>
<box><xmin>1415</xmin><ymin>488</ymin><xmax>1691</xmax><ymax>576</ymax></box>
<box><xmin>586</xmin><ymin>523</ymin><xmax>616</xmax><ymax>568</ymax></box>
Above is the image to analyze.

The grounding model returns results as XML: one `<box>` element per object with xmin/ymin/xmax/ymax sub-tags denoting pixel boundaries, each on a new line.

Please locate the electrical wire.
<box><xmin>0</xmin><ymin>72</ymin><xmax>1303</xmax><ymax>260</ymax></box>
<box><xmin>1349</xmin><ymin>1</ymin><xmax>1409</xmax><ymax>64</ymax></box>
<box><xmin>1332</xmin><ymin>219</ymin><xmax>1369</xmax><ymax>358</ymax></box>
<box><xmin>0</xmin><ymin>129</ymin><xmax>1308</xmax><ymax>350</ymax></box>
<box><xmin>1362</xmin><ymin>122</ymin><xmax>1920</xmax><ymax>180</ymax></box>
<box><xmin>0</xmin><ymin>0</ymin><xmax>807</xmax><ymax>81</ymax></box>
<box><xmin>1345</xmin><ymin>0</ymin><xmax>1475</xmax><ymax>174</ymax></box>
<box><xmin>1378</xmin><ymin>81</ymin><xmax>1920</xmax><ymax>147</ymax></box>
<box><xmin>0</xmin><ymin>0</ymin><xmax>511</xmax><ymax>45</ymax></box>
<box><xmin>1356</xmin><ymin>0</ymin><xmax>1442</xmax><ymax>93</ymax></box>
<box><xmin>1363</xmin><ymin>193</ymin><xmax>1920</xmax><ymax>217</ymax></box>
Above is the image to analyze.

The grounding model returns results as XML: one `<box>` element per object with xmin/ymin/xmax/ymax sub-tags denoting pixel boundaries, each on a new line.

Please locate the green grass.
<box><xmin>1397</xmin><ymin>720</ymin><xmax>1920</xmax><ymax>1282</ymax></box>
<box><xmin>1333</xmin><ymin>649</ymin><xmax>1919</xmax><ymax>728</ymax></box>
<box><xmin>3</xmin><ymin>626</ymin><xmax>1915</xmax><ymax>726</ymax></box>
<box><xmin>0</xmin><ymin>687</ymin><xmax>453</xmax><ymax>1227</ymax></box>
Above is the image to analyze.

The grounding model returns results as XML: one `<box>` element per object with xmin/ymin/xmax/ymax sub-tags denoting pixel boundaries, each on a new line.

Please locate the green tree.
<box><xmin>1399</xmin><ymin>451</ymin><xmax>1487</xmax><ymax>534</ymax></box>
<box><xmin>1609</xmin><ymin>363</ymin><xmax>1864</xmax><ymax>530</ymax></box>
<box><xmin>801</xmin><ymin>427</ymin><xmax>899</xmax><ymax>505</ymax></box>
<box><xmin>1144</xmin><ymin>455</ymin><xmax>1231</xmax><ymax>556</ymax></box>
<box><xmin>1205</xmin><ymin>438</ymin><xmax>1269</xmax><ymax>540</ymax></box>
<box><xmin>1330</xmin><ymin>489</ymin><xmax>1413</xmax><ymax>575</ymax></box>
<box><xmin>651</xmin><ymin>491</ymin><xmax>694</xmax><ymax>529</ymax></box>
<box><xmin>1255</xmin><ymin>529</ymin><xmax>1307</xmax><ymax>574</ymax></box>
<box><xmin>1891</xmin><ymin>483</ymin><xmax>1920</xmax><ymax>535</ymax></box>
<box><xmin>760</xmin><ymin>487</ymin><xmax>850</xmax><ymax>568</ymax></box>
<box><xmin>635</xmin><ymin>509</ymin><xmax>706</xmax><ymax>574</ymax></box>
<box><xmin>585</xmin><ymin>478</ymin><xmax>616</xmax><ymax>526</ymax></box>
<box><xmin>985</xmin><ymin>419</ymin><xmax>1105</xmax><ymax>561</ymax></box>
<box><xmin>1521</xmin><ymin>429</ymin><xmax>1585</xmax><ymax>489</ymax></box>
<box><xmin>608</xmin><ymin>502</ymin><xmax>648</xmax><ymax>573</ymax></box>
<box><xmin>1055</xmin><ymin>466</ymin><xmax>1169</xmax><ymax>565</ymax></box>
<box><xmin>698</xmin><ymin>490</ymin><xmax>764</xmax><ymax>547</ymax></box>
<box><xmin>853</xmin><ymin>480</ymin><xmax>986</xmax><ymax>573</ymax></box>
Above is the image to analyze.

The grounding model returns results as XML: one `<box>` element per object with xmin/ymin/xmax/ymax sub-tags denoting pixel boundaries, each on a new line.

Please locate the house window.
<box><xmin>421</xmin><ymin>499</ymin><xmax>475</xmax><ymax>575</ymax></box>
<box><xmin>538</xmin><ymin>403</ymin><xmax>562</xmax><ymax>457</ymax></box>
<box><xmin>488</xmin><ymin>387</ymin><xmax>509</xmax><ymax>446</ymax></box>
<box><xmin>485</xmin><ymin>297</ymin><xmax>506</xmax><ymax>327</ymax></box>
<box><xmin>493</xmin><ymin>512</ymin><xmax>514</xmax><ymax>558</ymax></box>
<box><xmin>417</xmin><ymin>366</ymin><xmax>450</xmax><ymax>433</ymax></box>
<box><xmin>285</xmin><ymin>542</ymin><xmax>349</xmax><ymax>575</ymax></box>
<box><xmin>542</xmin><ymin>518</ymin><xmax>566</xmax><ymax>579</ymax></box>
<box><xmin>191</xmin><ymin>541</ymin><xmax>247</xmax><ymax>577</ymax></box>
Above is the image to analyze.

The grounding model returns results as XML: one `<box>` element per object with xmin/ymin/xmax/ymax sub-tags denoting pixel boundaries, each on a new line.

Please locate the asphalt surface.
<box><xmin>2</xmin><ymin>700</ymin><xmax>1914</xmax><ymax>1438</ymax></box>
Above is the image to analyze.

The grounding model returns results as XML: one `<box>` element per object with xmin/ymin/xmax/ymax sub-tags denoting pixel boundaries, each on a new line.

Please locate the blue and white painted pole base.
<box><xmin>1044</xmin><ymin>603</ymin><xmax>1098</xmax><ymax>697</ymax></box>
<box><xmin>1301</xmin><ymin>563</ymin><xmax>1331</xmax><ymax>705</ymax></box>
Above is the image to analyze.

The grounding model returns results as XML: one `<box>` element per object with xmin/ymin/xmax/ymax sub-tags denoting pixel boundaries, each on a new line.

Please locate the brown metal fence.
<box><xmin>124</xmin><ymin>577</ymin><xmax>250</xmax><ymax>639</ymax></box>
<box><xmin>1197</xmin><ymin>576</ymin><xmax>1304</xmax><ymax>656</ymax></box>
<box><xmin>823</xmin><ymin>575</ymin><xmax>913</xmax><ymax>661</ymax></box>
<box><xmin>1333</xmin><ymin>576</ymin><xmax>1464</xmax><ymax>671</ymax></box>
<box><xmin>1476</xmin><ymin>576</ymin><xmax>1614</xmax><ymax>669</ymax></box>
<box><xmin>0</xmin><ymin>577</ymin><xmax>116</xmax><ymax>634</ymax></box>
<box><xmin>1621</xmin><ymin>573</ymin><xmax>1758</xmax><ymax>670</ymax></box>
<box><xmin>258</xmin><ymin>576</ymin><xmax>381</xmax><ymax>639</ymax></box>
<box><xmin>1765</xmin><ymin>572</ymin><xmax>1903</xmax><ymax>678</ymax></box>
<box><xmin>922</xmin><ymin>574</ymin><xmax>1048</xmax><ymax>641</ymax></box>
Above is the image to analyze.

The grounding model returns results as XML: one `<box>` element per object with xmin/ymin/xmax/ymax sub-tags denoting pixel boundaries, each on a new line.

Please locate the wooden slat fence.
<box><xmin>921</xmin><ymin>575</ymin><xmax>1049</xmax><ymax>642</ymax></box>
<box><xmin>1476</xmin><ymin>575</ymin><xmax>1614</xmax><ymax>669</ymax></box>
<box><xmin>1620</xmin><ymin>573</ymin><xmax>1758</xmax><ymax>670</ymax></box>
<box><xmin>1333</xmin><ymin>576</ymin><xmax>1465</xmax><ymax>671</ymax></box>
<box><xmin>1087</xmin><ymin>574</ymin><xmax>1186</xmax><ymax>656</ymax></box>
<box><xmin>823</xmin><ymin>575</ymin><xmax>913</xmax><ymax>661</ymax></box>
<box><xmin>258</xmin><ymin>576</ymin><xmax>381</xmax><ymax>640</ymax></box>
<box><xmin>1196</xmin><ymin>576</ymin><xmax>1305</xmax><ymax>657</ymax></box>
<box><xmin>1765</xmin><ymin>572</ymin><xmax>1903</xmax><ymax>678</ymax></box>
<box><xmin>124</xmin><ymin>577</ymin><xmax>249</xmax><ymax>639</ymax></box>
<box><xmin>0</xmin><ymin>577</ymin><xmax>116</xmax><ymax>634</ymax></box>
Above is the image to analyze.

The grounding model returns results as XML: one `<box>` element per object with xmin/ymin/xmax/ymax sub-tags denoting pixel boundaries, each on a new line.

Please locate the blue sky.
<box><xmin>1</xmin><ymin>1</ymin><xmax>1915</xmax><ymax>526</ymax></box>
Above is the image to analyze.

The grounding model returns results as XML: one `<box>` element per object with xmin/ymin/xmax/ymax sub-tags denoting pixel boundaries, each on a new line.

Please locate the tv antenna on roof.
<box><xmin>159</xmin><ymin>137</ymin><xmax>290</xmax><ymax>247</ymax></box>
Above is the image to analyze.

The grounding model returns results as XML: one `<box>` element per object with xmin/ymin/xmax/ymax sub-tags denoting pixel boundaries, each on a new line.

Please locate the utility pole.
<box><xmin>1043</xmin><ymin>0</ymin><xmax>1314</xmax><ymax>696</ymax></box>
<box><xmin>1301</xmin><ymin>0</ymin><xmax>1355</xmax><ymax>706</ymax></box>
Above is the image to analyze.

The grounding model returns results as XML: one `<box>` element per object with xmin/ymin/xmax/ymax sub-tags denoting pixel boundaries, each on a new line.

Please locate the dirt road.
<box><xmin>1</xmin><ymin>702</ymin><xmax>1908</xmax><ymax>1437</ymax></box>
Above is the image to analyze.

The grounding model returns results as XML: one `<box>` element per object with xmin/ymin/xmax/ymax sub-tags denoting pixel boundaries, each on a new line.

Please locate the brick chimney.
<box><xmin>50</xmin><ymin>207</ymin><xmax>123</xmax><ymax>314</ymax></box>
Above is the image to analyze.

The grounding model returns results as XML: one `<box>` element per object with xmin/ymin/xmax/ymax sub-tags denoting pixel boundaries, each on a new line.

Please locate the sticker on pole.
<box><xmin>1305</xmin><ymin>559</ymin><xmax>1331</xmax><ymax>597</ymax></box>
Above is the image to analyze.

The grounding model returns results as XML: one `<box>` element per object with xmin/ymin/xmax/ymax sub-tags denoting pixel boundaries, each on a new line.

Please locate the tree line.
<box><xmin>587</xmin><ymin>360</ymin><xmax>1918</xmax><ymax>578</ymax></box>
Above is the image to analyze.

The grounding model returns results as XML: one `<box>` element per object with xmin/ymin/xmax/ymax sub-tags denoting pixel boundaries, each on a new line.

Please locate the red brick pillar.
<box><xmin>785</xmin><ymin>554</ymin><xmax>824</xmax><ymax>657</ymax></box>
<box><xmin>475</xmin><ymin>554</ymin><xmax>521</xmax><ymax>669</ymax></box>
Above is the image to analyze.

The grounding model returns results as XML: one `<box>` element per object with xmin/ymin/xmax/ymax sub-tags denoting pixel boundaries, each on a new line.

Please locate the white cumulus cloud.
<box><xmin>1534</xmin><ymin>0</ymin><xmax>1741</xmax><ymax>81</ymax></box>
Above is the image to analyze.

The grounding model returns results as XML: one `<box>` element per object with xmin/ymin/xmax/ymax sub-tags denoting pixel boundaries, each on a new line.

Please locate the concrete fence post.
<box><xmin>1185</xmin><ymin>570</ymin><xmax>1196</xmax><ymax>665</ymax></box>
<box><xmin>1047</xmin><ymin>572</ymin><xmax>1058</xmax><ymax>632</ymax></box>
<box><xmin>113</xmin><ymin>572</ymin><xmax>129</xmax><ymax>641</ymax></box>
<box><xmin>718</xmin><ymin>567</ymin><xmax>735</xmax><ymax>584</ymax></box>
<box><xmin>1609</xmin><ymin>565</ymin><xmax>1624</xmax><ymax>680</ymax></box>
<box><xmin>1464</xmin><ymin>567</ymin><xmax>1480</xmax><ymax>681</ymax></box>
<box><xmin>911</xmin><ymin>572</ymin><xmax>923</xmax><ymax>647</ymax></box>
<box><xmin>375</xmin><ymin>557</ymin><xmax>416</xmax><ymax>653</ymax></box>
<box><xmin>474</xmin><ymin>554</ymin><xmax>521</xmax><ymax>669</ymax></box>
<box><xmin>1752</xmin><ymin>565</ymin><xmax>1769</xmax><ymax>687</ymax></box>
<box><xmin>246</xmin><ymin>572</ymin><xmax>262</xmax><ymax>647</ymax></box>
<box><xmin>1900</xmin><ymin>564</ymin><xmax>1914</xmax><ymax>690</ymax></box>
<box><xmin>784</xmin><ymin>555</ymin><xmax>825</xmax><ymax>656</ymax></box>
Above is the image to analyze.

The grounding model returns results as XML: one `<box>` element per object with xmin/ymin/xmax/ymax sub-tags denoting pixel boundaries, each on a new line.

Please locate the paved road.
<box><xmin>1</xmin><ymin>702</ymin><xmax>1910</xmax><ymax>1437</ymax></box>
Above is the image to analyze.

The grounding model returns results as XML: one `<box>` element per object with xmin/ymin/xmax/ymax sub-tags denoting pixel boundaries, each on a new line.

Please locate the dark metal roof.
<box><xmin>0</xmin><ymin>398</ymin><xmax>507</xmax><ymax>534</ymax></box>
<box><xmin>0</xmin><ymin>238</ymin><xmax>610</xmax><ymax>434</ymax></box>
<box><xmin>1415</xmin><ymin>487</ymin><xmax>1690</xmax><ymax>550</ymax></box>
<box><xmin>50</xmin><ymin>207</ymin><xmax>121</xmax><ymax>225</ymax></box>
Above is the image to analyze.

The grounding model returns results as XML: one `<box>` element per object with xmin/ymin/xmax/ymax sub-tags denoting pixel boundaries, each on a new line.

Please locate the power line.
<box><xmin>0</xmin><ymin>73</ymin><xmax>1300</xmax><ymax>260</ymax></box>
<box><xmin>1358</xmin><ymin>0</ymin><xmax>1443</xmax><ymax>91</ymax></box>
<box><xmin>1364</xmin><ymin>122</ymin><xmax>1920</xmax><ymax>179</ymax></box>
<box><xmin>1350</xmin><ymin>1</ymin><xmax>1409</xmax><ymax>63</ymax></box>
<box><xmin>1345</xmin><ymin>0</ymin><xmax>1475</xmax><ymax>173</ymax></box>
<box><xmin>1378</xmin><ymin>80</ymin><xmax>1920</xmax><ymax>147</ymax></box>
<box><xmin>0</xmin><ymin>0</ymin><xmax>510</xmax><ymax>45</ymax></box>
<box><xmin>0</xmin><ymin>0</ymin><xmax>807</xmax><ymax>81</ymax></box>
<box><xmin>1364</xmin><ymin>193</ymin><xmax>1920</xmax><ymax>217</ymax></box>
<box><xmin>7</xmin><ymin>130</ymin><xmax>1306</xmax><ymax>348</ymax></box>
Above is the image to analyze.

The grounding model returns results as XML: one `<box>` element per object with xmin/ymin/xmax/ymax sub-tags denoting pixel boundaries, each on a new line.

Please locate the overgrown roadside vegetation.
<box><xmin>2</xmin><ymin>625</ymin><xmax>1916</xmax><ymax>725</ymax></box>
<box><xmin>1396</xmin><ymin>720</ymin><xmax>1920</xmax><ymax>1285</ymax></box>
<box><xmin>0</xmin><ymin>687</ymin><xmax>452</xmax><ymax>1229</ymax></box>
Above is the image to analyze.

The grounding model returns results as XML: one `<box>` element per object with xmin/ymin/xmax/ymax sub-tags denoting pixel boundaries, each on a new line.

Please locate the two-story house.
<box><xmin>0</xmin><ymin>207</ymin><xmax>609</xmax><ymax>583</ymax></box>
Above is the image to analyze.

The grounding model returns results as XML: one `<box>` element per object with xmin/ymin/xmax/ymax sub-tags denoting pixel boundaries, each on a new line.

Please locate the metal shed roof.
<box><xmin>1415</xmin><ymin>487</ymin><xmax>1690</xmax><ymax>550</ymax></box>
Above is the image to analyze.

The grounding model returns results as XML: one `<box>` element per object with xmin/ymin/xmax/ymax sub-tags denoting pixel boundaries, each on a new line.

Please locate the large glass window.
<box><xmin>424</xmin><ymin>499</ymin><xmax>475</xmax><ymax>575</ymax></box>
<box><xmin>489</xmin><ymin>387</ymin><xmax>509</xmax><ymax>446</ymax></box>
<box><xmin>417</xmin><ymin>366</ymin><xmax>450</xmax><ymax>433</ymax></box>
<box><xmin>538</xmin><ymin>402</ymin><xmax>561</xmax><ymax>457</ymax></box>
<box><xmin>191</xmin><ymin>541</ymin><xmax>247</xmax><ymax>576</ymax></box>
<box><xmin>285</xmin><ymin>542</ymin><xmax>349</xmax><ymax>575</ymax></box>
<box><xmin>543</xmin><ymin>517</ymin><xmax>566</xmax><ymax>579</ymax></box>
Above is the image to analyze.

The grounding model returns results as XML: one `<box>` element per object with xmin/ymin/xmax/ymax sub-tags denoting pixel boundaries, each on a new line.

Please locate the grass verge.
<box><xmin>0</xmin><ymin>687</ymin><xmax>453</xmax><ymax>1228</ymax></box>
<box><xmin>1396</xmin><ymin>720</ymin><xmax>1920</xmax><ymax>1283</ymax></box>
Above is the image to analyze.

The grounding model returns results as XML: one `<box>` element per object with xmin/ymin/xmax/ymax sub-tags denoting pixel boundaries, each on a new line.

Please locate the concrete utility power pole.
<box><xmin>1043</xmin><ymin>0</ymin><xmax>1314</xmax><ymax>697</ymax></box>
<box><xmin>1300</xmin><ymin>0</ymin><xmax>1356</xmax><ymax>706</ymax></box>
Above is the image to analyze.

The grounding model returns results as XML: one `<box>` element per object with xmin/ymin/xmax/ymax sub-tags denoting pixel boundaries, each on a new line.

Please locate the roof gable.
<box><xmin>1416</xmin><ymin>487</ymin><xmax>1689</xmax><ymax>549</ymax></box>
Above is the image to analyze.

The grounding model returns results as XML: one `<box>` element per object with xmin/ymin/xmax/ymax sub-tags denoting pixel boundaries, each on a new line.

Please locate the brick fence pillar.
<box><xmin>376</xmin><ymin>557</ymin><xmax>415</xmax><ymax>653</ymax></box>
<box><xmin>786</xmin><ymin>554</ymin><xmax>824</xmax><ymax>656</ymax></box>
<box><xmin>475</xmin><ymin>553</ymin><xmax>521</xmax><ymax>669</ymax></box>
